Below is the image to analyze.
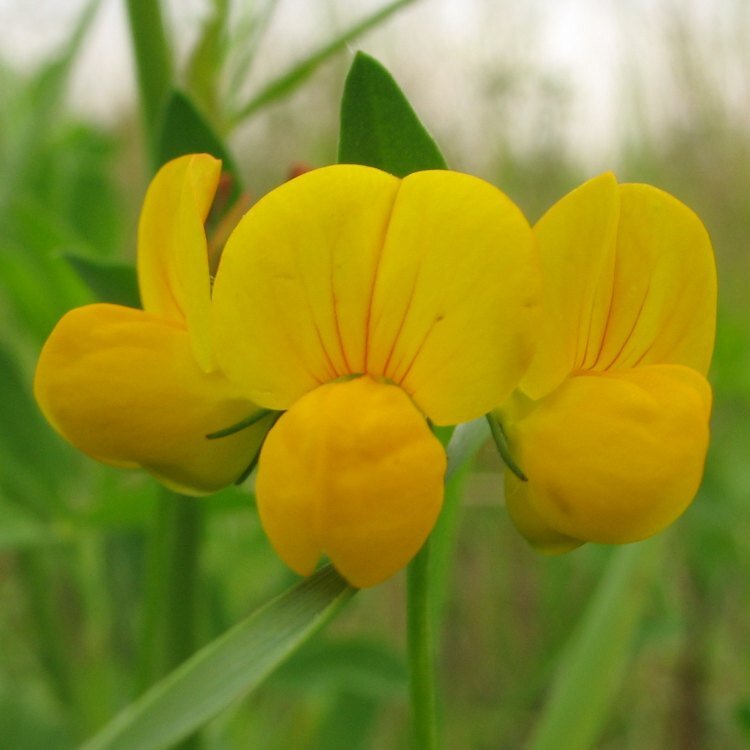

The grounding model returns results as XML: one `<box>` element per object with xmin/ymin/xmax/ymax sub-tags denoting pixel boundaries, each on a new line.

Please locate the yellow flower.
<box><xmin>497</xmin><ymin>173</ymin><xmax>716</xmax><ymax>554</ymax></box>
<box><xmin>35</xmin><ymin>155</ymin><xmax>274</xmax><ymax>495</ymax></box>
<box><xmin>36</xmin><ymin>155</ymin><xmax>539</xmax><ymax>587</ymax></box>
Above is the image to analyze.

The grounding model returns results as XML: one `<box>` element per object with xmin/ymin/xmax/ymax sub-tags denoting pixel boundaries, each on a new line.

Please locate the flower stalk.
<box><xmin>407</xmin><ymin>539</ymin><xmax>439</xmax><ymax>750</ymax></box>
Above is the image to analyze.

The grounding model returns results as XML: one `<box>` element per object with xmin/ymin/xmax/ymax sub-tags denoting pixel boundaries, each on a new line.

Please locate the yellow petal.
<box><xmin>503</xmin><ymin>365</ymin><xmax>711</xmax><ymax>547</ymax></box>
<box><xmin>592</xmin><ymin>184</ymin><xmax>716</xmax><ymax>376</ymax></box>
<box><xmin>212</xmin><ymin>165</ymin><xmax>401</xmax><ymax>408</ymax></box>
<box><xmin>521</xmin><ymin>175</ymin><xmax>717</xmax><ymax>400</ymax></box>
<box><xmin>213</xmin><ymin>165</ymin><xmax>538</xmax><ymax>423</ymax></box>
<box><xmin>255</xmin><ymin>376</ymin><xmax>446</xmax><ymax>588</ymax></box>
<box><xmin>137</xmin><ymin>153</ymin><xmax>222</xmax><ymax>371</ymax></box>
<box><xmin>367</xmin><ymin>170</ymin><xmax>538</xmax><ymax>425</ymax></box>
<box><xmin>520</xmin><ymin>172</ymin><xmax>620</xmax><ymax>398</ymax></box>
<box><xmin>34</xmin><ymin>304</ymin><xmax>271</xmax><ymax>494</ymax></box>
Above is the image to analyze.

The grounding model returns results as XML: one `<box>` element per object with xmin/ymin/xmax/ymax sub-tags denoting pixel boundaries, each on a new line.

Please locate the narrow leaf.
<box><xmin>81</xmin><ymin>565</ymin><xmax>355</xmax><ymax>750</ymax></box>
<box><xmin>338</xmin><ymin>51</ymin><xmax>447</xmax><ymax>176</ymax></box>
<box><xmin>63</xmin><ymin>254</ymin><xmax>140</xmax><ymax>307</ymax></box>
<box><xmin>231</xmin><ymin>0</ymin><xmax>418</xmax><ymax>124</ymax></box>
<box><xmin>529</xmin><ymin>541</ymin><xmax>662</xmax><ymax>750</ymax></box>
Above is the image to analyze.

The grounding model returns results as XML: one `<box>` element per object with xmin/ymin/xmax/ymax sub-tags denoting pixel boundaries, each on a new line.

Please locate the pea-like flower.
<box><xmin>36</xmin><ymin>154</ymin><xmax>539</xmax><ymax>587</ymax></box>
<box><xmin>35</xmin><ymin>155</ymin><xmax>274</xmax><ymax>494</ymax></box>
<box><xmin>497</xmin><ymin>173</ymin><xmax>716</xmax><ymax>554</ymax></box>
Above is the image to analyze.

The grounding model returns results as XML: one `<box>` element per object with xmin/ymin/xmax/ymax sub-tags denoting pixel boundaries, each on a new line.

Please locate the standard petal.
<box><xmin>137</xmin><ymin>153</ymin><xmax>222</xmax><ymax>371</ymax></box>
<box><xmin>212</xmin><ymin>165</ymin><xmax>401</xmax><ymax>409</ymax></box>
<box><xmin>521</xmin><ymin>176</ymin><xmax>717</xmax><ymax>401</ymax></box>
<box><xmin>34</xmin><ymin>304</ymin><xmax>270</xmax><ymax>494</ymax></box>
<box><xmin>520</xmin><ymin>173</ymin><xmax>620</xmax><ymax>399</ymax></box>
<box><xmin>212</xmin><ymin>165</ymin><xmax>538</xmax><ymax>421</ymax></box>
<box><xmin>367</xmin><ymin>170</ymin><xmax>539</xmax><ymax>425</ymax></box>
<box><xmin>255</xmin><ymin>377</ymin><xmax>446</xmax><ymax>588</ymax></box>
<box><xmin>592</xmin><ymin>184</ymin><xmax>716</xmax><ymax>376</ymax></box>
<box><xmin>503</xmin><ymin>365</ymin><xmax>711</xmax><ymax>547</ymax></box>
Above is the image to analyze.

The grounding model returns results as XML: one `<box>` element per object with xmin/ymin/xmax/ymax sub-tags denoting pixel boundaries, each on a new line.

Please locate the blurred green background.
<box><xmin>1</xmin><ymin>0</ymin><xmax>748</xmax><ymax>748</ymax></box>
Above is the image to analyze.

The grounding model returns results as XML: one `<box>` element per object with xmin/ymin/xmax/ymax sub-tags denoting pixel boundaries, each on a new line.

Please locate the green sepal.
<box><xmin>486</xmin><ymin>413</ymin><xmax>528</xmax><ymax>482</ymax></box>
<box><xmin>205</xmin><ymin>408</ymin><xmax>276</xmax><ymax>440</ymax></box>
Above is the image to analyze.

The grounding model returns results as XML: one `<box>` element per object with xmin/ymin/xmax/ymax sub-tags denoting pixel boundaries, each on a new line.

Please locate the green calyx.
<box><xmin>486</xmin><ymin>413</ymin><xmax>527</xmax><ymax>482</ymax></box>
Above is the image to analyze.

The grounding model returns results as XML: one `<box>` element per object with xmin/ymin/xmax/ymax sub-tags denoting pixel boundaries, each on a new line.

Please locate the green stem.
<box><xmin>407</xmin><ymin>540</ymin><xmax>439</xmax><ymax>750</ymax></box>
<box><xmin>138</xmin><ymin>492</ymin><xmax>203</xmax><ymax>691</ymax></box>
<box><xmin>124</xmin><ymin>0</ymin><xmax>174</xmax><ymax>161</ymax></box>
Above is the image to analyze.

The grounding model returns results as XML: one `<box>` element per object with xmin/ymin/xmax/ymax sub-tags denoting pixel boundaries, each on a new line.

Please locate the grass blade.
<box><xmin>230</xmin><ymin>0</ymin><xmax>418</xmax><ymax>124</ymax></box>
<box><xmin>529</xmin><ymin>540</ymin><xmax>662</xmax><ymax>750</ymax></box>
<box><xmin>81</xmin><ymin>565</ymin><xmax>355</xmax><ymax>750</ymax></box>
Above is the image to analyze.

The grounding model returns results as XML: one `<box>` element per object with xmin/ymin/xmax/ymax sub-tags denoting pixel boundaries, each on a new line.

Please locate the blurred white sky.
<box><xmin>0</xmin><ymin>0</ymin><xmax>738</xmax><ymax>172</ymax></box>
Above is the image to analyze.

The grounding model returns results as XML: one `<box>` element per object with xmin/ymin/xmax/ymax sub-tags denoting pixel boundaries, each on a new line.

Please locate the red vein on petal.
<box><xmin>589</xmin><ymin>281</ymin><xmax>616</xmax><ymax>370</ymax></box>
<box><xmin>363</xmin><ymin>191</ymin><xmax>400</xmax><ymax>373</ymax></box>
<box><xmin>395</xmin><ymin>313</ymin><xmax>441</xmax><ymax>387</ymax></box>
<box><xmin>381</xmin><ymin>267</ymin><xmax>421</xmax><ymax>377</ymax></box>
<box><xmin>290</xmin><ymin>244</ymin><xmax>340</xmax><ymax>382</ymax></box>
<box><xmin>599</xmin><ymin>281</ymin><xmax>651</xmax><ymax>371</ymax></box>
<box><xmin>331</xmin><ymin>259</ymin><xmax>352</xmax><ymax>374</ymax></box>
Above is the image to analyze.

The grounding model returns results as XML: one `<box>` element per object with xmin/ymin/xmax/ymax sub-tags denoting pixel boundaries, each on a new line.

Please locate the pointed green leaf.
<box><xmin>81</xmin><ymin>565</ymin><xmax>355</xmax><ymax>750</ymax></box>
<box><xmin>338</xmin><ymin>52</ymin><xmax>447</xmax><ymax>175</ymax></box>
<box><xmin>63</xmin><ymin>254</ymin><xmax>140</xmax><ymax>308</ymax></box>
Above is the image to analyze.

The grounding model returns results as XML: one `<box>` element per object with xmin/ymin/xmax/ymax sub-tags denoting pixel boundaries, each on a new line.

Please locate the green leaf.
<box><xmin>156</xmin><ymin>89</ymin><xmax>239</xmax><ymax>178</ymax></box>
<box><xmin>529</xmin><ymin>541</ymin><xmax>662</xmax><ymax>750</ymax></box>
<box><xmin>338</xmin><ymin>51</ymin><xmax>447</xmax><ymax>176</ymax></box>
<box><xmin>81</xmin><ymin>565</ymin><xmax>355</xmax><ymax>750</ymax></box>
<box><xmin>64</xmin><ymin>254</ymin><xmax>140</xmax><ymax>308</ymax></box>
<box><xmin>230</xmin><ymin>0</ymin><xmax>418</xmax><ymax>125</ymax></box>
